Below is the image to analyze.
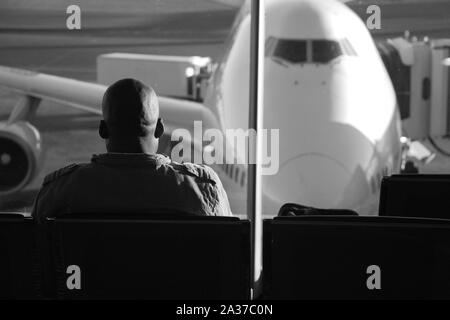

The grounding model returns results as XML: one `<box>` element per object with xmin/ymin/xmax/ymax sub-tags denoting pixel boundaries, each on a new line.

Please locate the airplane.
<box><xmin>0</xmin><ymin>0</ymin><xmax>402</xmax><ymax>217</ymax></box>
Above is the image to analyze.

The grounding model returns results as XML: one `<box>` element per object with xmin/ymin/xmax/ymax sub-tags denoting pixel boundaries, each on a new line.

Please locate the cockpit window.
<box><xmin>267</xmin><ymin>37</ymin><xmax>357</xmax><ymax>65</ymax></box>
<box><xmin>341</xmin><ymin>38</ymin><xmax>357</xmax><ymax>56</ymax></box>
<box><xmin>267</xmin><ymin>38</ymin><xmax>307</xmax><ymax>64</ymax></box>
<box><xmin>312</xmin><ymin>40</ymin><xmax>343</xmax><ymax>63</ymax></box>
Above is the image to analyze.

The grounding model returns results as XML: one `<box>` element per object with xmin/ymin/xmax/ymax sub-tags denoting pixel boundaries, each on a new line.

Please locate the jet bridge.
<box><xmin>378</xmin><ymin>36</ymin><xmax>450</xmax><ymax>141</ymax></box>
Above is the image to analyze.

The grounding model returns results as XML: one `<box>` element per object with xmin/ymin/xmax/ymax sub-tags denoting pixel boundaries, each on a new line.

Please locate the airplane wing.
<box><xmin>0</xmin><ymin>65</ymin><xmax>220</xmax><ymax>134</ymax></box>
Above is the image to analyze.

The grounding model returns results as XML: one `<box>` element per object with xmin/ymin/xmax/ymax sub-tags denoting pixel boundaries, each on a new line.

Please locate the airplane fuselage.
<box><xmin>203</xmin><ymin>0</ymin><xmax>402</xmax><ymax>217</ymax></box>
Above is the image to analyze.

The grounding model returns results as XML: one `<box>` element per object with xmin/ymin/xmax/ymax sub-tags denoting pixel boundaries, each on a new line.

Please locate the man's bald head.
<box><xmin>102</xmin><ymin>78</ymin><xmax>159</xmax><ymax>138</ymax></box>
<box><xmin>99</xmin><ymin>79</ymin><xmax>164</xmax><ymax>153</ymax></box>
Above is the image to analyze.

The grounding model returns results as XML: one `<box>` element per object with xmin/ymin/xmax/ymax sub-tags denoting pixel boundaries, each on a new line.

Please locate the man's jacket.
<box><xmin>32</xmin><ymin>153</ymin><xmax>233</xmax><ymax>222</ymax></box>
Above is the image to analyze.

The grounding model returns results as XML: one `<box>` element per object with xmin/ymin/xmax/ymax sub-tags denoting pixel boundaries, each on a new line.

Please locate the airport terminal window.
<box><xmin>312</xmin><ymin>40</ymin><xmax>343</xmax><ymax>63</ymax></box>
<box><xmin>268</xmin><ymin>38</ymin><xmax>308</xmax><ymax>64</ymax></box>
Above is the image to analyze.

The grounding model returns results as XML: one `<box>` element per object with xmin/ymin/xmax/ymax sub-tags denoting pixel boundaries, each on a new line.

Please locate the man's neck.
<box><xmin>106</xmin><ymin>139</ymin><xmax>157</xmax><ymax>154</ymax></box>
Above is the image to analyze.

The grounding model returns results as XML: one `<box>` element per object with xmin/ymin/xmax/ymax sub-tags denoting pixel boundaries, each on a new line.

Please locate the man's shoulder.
<box><xmin>42</xmin><ymin>163</ymin><xmax>85</xmax><ymax>186</ymax></box>
<box><xmin>167</xmin><ymin>160</ymin><xmax>231</xmax><ymax>216</ymax></box>
<box><xmin>169</xmin><ymin>160</ymin><xmax>218</xmax><ymax>185</ymax></box>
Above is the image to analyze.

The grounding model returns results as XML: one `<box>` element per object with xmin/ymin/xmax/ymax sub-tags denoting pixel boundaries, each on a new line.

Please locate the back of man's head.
<box><xmin>99</xmin><ymin>78</ymin><xmax>164</xmax><ymax>153</ymax></box>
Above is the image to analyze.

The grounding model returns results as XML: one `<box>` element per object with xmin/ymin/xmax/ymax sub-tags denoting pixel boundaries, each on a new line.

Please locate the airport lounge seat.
<box><xmin>278</xmin><ymin>203</ymin><xmax>358</xmax><ymax>216</ymax></box>
<box><xmin>263</xmin><ymin>216</ymin><xmax>450</xmax><ymax>299</ymax></box>
<box><xmin>46</xmin><ymin>214</ymin><xmax>251</xmax><ymax>300</ymax></box>
<box><xmin>0</xmin><ymin>213</ymin><xmax>39</xmax><ymax>299</ymax></box>
<box><xmin>379</xmin><ymin>174</ymin><xmax>450</xmax><ymax>219</ymax></box>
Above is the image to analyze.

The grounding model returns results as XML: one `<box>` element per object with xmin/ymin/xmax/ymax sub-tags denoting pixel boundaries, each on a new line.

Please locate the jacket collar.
<box><xmin>91</xmin><ymin>153</ymin><xmax>171</xmax><ymax>167</ymax></box>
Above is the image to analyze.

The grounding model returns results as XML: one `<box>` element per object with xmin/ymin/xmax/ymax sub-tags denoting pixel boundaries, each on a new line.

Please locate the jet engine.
<box><xmin>0</xmin><ymin>121</ymin><xmax>42</xmax><ymax>195</ymax></box>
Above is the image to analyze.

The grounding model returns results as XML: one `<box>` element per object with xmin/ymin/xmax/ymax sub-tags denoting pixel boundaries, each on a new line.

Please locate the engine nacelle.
<box><xmin>0</xmin><ymin>121</ymin><xmax>42</xmax><ymax>195</ymax></box>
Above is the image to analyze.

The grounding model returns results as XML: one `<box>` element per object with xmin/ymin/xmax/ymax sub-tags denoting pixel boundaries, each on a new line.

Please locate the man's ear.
<box><xmin>154</xmin><ymin>118</ymin><xmax>165</xmax><ymax>139</ymax></box>
<box><xmin>99</xmin><ymin>120</ymin><xmax>109</xmax><ymax>139</ymax></box>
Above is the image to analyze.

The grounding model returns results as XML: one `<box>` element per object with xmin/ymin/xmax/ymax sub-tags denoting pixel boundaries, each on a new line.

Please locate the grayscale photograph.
<box><xmin>0</xmin><ymin>0</ymin><xmax>450</xmax><ymax>302</ymax></box>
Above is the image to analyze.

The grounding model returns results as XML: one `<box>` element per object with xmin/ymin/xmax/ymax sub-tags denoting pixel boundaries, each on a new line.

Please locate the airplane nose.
<box><xmin>264</xmin><ymin>153</ymin><xmax>352</xmax><ymax>210</ymax></box>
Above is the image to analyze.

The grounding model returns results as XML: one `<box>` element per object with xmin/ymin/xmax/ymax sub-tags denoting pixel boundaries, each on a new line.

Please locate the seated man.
<box><xmin>32</xmin><ymin>78</ymin><xmax>232</xmax><ymax>222</ymax></box>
